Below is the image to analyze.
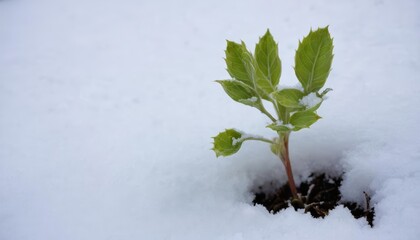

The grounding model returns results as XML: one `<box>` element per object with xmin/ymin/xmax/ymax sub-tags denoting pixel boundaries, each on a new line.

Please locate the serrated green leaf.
<box><xmin>225</xmin><ymin>41</ymin><xmax>256</xmax><ymax>87</ymax></box>
<box><xmin>295</xmin><ymin>27</ymin><xmax>334</xmax><ymax>93</ymax></box>
<box><xmin>255</xmin><ymin>29</ymin><xmax>281</xmax><ymax>87</ymax></box>
<box><xmin>290</xmin><ymin>111</ymin><xmax>321</xmax><ymax>130</ymax></box>
<box><xmin>271</xmin><ymin>88</ymin><xmax>305</xmax><ymax>109</ymax></box>
<box><xmin>216</xmin><ymin>80</ymin><xmax>260</xmax><ymax>108</ymax></box>
<box><xmin>212</xmin><ymin>129</ymin><xmax>243</xmax><ymax>157</ymax></box>
<box><xmin>238</xmin><ymin>98</ymin><xmax>260</xmax><ymax>107</ymax></box>
<box><xmin>255</xmin><ymin>68</ymin><xmax>276</xmax><ymax>98</ymax></box>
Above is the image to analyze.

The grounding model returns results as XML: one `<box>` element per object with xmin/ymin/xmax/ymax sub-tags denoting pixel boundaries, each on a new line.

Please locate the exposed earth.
<box><xmin>252</xmin><ymin>174</ymin><xmax>375</xmax><ymax>227</ymax></box>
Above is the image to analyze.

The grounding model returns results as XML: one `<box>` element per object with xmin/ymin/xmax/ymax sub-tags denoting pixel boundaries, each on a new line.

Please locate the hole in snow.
<box><xmin>251</xmin><ymin>173</ymin><xmax>375</xmax><ymax>227</ymax></box>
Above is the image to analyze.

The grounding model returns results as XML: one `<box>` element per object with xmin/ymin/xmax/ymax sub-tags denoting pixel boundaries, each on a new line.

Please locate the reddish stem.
<box><xmin>280</xmin><ymin>134</ymin><xmax>299</xmax><ymax>200</ymax></box>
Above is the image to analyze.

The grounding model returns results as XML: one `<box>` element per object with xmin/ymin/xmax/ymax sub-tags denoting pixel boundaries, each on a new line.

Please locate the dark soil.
<box><xmin>252</xmin><ymin>174</ymin><xmax>375</xmax><ymax>227</ymax></box>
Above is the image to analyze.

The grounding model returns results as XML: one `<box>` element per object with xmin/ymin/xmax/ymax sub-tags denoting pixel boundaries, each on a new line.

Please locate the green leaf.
<box><xmin>224</xmin><ymin>38</ymin><xmax>278</xmax><ymax>101</ymax></box>
<box><xmin>255</xmin><ymin>29</ymin><xmax>281</xmax><ymax>87</ymax></box>
<box><xmin>271</xmin><ymin>88</ymin><xmax>304</xmax><ymax>109</ymax></box>
<box><xmin>295</xmin><ymin>27</ymin><xmax>334</xmax><ymax>93</ymax></box>
<box><xmin>276</xmin><ymin>104</ymin><xmax>289</xmax><ymax>123</ymax></box>
<box><xmin>255</xmin><ymin>68</ymin><xmax>276</xmax><ymax>98</ymax></box>
<box><xmin>216</xmin><ymin>80</ymin><xmax>260</xmax><ymax>108</ymax></box>
<box><xmin>320</xmin><ymin>88</ymin><xmax>333</xmax><ymax>97</ymax></box>
<box><xmin>225</xmin><ymin>41</ymin><xmax>256</xmax><ymax>87</ymax></box>
<box><xmin>212</xmin><ymin>129</ymin><xmax>244</xmax><ymax>157</ymax></box>
<box><xmin>306</xmin><ymin>101</ymin><xmax>322</xmax><ymax>112</ymax></box>
<box><xmin>270</xmin><ymin>137</ymin><xmax>282</xmax><ymax>156</ymax></box>
<box><xmin>267</xmin><ymin>121</ymin><xmax>293</xmax><ymax>132</ymax></box>
<box><xmin>290</xmin><ymin>111</ymin><xmax>321</xmax><ymax>130</ymax></box>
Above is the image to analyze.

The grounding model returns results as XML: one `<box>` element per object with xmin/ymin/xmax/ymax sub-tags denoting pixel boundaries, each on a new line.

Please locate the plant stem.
<box><xmin>243</xmin><ymin>137</ymin><xmax>274</xmax><ymax>144</ymax></box>
<box><xmin>279</xmin><ymin>133</ymin><xmax>299</xmax><ymax>200</ymax></box>
<box><xmin>259</xmin><ymin>106</ymin><xmax>276</xmax><ymax>122</ymax></box>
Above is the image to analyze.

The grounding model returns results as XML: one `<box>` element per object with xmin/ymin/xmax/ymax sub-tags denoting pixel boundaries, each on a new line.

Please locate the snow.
<box><xmin>1</xmin><ymin>0</ymin><xmax>420</xmax><ymax>240</ymax></box>
<box><xmin>275</xmin><ymin>120</ymin><xmax>294</xmax><ymax>129</ymax></box>
<box><xmin>300</xmin><ymin>92</ymin><xmax>323</xmax><ymax>109</ymax></box>
<box><xmin>247</xmin><ymin>96</ymin><xmax>258</xmax><ymax>103</ymax></box>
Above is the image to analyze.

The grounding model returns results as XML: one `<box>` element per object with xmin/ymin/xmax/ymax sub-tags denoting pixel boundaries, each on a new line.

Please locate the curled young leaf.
<box><xmin>320</xmin><ymin>88</ymin><xmax>333</xmax><ymax>98</ymax></box>
<box><xmin>270</xmin><ymin>137</ymin><xmax>282</xmax><ymax>156</ymax></box>
<box><xmin>212</xmin><ymin>129</ymin><xmax>244</xmax><ymax>157</ymax></box>
<box><xmin>295</xmin><ymin>27</ymin><xmax>334</xmax><ymax>93</ymax></box>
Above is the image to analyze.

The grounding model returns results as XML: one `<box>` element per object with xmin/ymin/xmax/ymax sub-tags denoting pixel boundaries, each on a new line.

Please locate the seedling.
<box><xmin>212</xmin><ymin>27</ymin><xmax>334</xmax><ymax>201</ymax></box>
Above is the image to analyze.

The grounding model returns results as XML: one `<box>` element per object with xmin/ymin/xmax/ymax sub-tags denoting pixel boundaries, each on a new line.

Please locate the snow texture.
<box><xmin>1</xmin><ymin>0</ymin><xmax>420</xmax><ymax>239</ymax></box>
<box><xmin>275</xmin><ymin>120</ymin><xmax>293</xmax><ymax>130</ymax></box>
<box><xmin>247</xmin><ymin>97</ymin><xmax>258</xmax><ymax>103</ymax></box>
<box><xmin>300</xmin><ymin>92</ymin><xmax>322</xmax><ymax>109</ymax></box>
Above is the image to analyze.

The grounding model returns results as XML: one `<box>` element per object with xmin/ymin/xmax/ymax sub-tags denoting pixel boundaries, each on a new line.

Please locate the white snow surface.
<box><xmin>1</xmin><ymin>0</ymin><xmax>420</xmax><ymax>239</ymax></box>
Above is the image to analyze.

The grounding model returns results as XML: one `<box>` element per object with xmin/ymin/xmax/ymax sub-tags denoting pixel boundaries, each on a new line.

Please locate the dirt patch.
<box><xmin>252</xmin><ymin>174</ymin><xmax>375</xmax><ymax>227</ymax></box>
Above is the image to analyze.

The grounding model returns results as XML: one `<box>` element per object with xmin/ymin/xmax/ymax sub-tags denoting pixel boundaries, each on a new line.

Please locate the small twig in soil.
<box><xmin>363</xmin><ymin>191</ymin><xmax>371</xmax><ymax>214</ymax></box>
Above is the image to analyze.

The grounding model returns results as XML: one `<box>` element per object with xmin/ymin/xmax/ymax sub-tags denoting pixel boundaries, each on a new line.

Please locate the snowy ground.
<box><xmin>1</xmin><ymin>0</ymin><xmax>420</xmax><ymax>239</ymax></box>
